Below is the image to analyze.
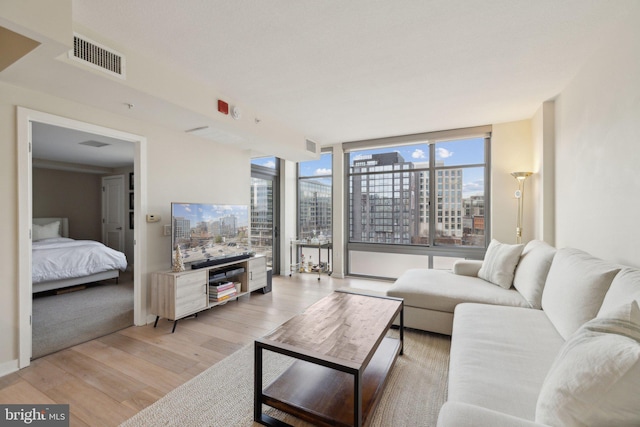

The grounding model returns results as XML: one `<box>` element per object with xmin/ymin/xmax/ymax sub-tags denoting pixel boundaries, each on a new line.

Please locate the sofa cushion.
<box><xmin>535</xmin><ymin>300</ymin><xmax>640</xmax><ymax>427</ymax></box>
<box><xmin>478</xmin><ymin>239</ymin><xmax>524</xmax><ymax>289</ymax></box>
<box><xmin>387</xmin><ymin>269</ymin><xmax>529</xmax><ymax>313</ymax></box>
<box><xmin>598</xmin><ymin>267</ymin><xmax>640</xmax><ymax>316</ymax></box>
<box><xmin>437</xmin><ymin>402</ymin><xmax>548</xmax><ymax>427</ymax></box>
<box><xmin>452</xmin><ymin>259</ymin><xmax>483</xmax><ymax>277</ymax></box>
<box><xmin>448</xmin><ymin>303</ymin><xmax>565</xmax><ymax>420</ymax></box>
<box><xmin>541</xmin><ymin>248</ymin><xmax>620</xmax><ymax>339</ymax></box>
<box><xmin>513</xmin><ymin>240</ymin><xmax>556</xmax><ymax>309</ymax></box>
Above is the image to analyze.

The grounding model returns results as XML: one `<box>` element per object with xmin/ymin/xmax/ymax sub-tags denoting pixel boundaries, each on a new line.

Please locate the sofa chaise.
<box><xmin>386</xmin><ymin>240</ymin><xmax>640</xmax><ymax>426</ymax></box>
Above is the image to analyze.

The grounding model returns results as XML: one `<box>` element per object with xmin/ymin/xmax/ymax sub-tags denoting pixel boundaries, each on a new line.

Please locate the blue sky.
<box><xmin>253</xmin><ymin>138</ymin><xmax>486</xmax><ymax>197</ymax></box>
<box><xmin>172</xmin><ymin>203</ymin><xmax>249</xmax><ymax>226</ymax></box>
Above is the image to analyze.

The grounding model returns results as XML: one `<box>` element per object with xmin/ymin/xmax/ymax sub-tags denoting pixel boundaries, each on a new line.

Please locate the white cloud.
<box><xmin>315</xmin><ymin>168</ymin><xmax>332</xmax><ymax>175</ymax></box>
<box><xmin>437</xmin><ymin>147</ymin><xmax>454</xmax><ymax>159</ymax></box>
<box><xmin>463</xmin><ymin>179</ymin><xmax>484</xmax><ymax>194</ymax></box>
<box><xmin>263</xmin><ymin>160</ymin><xmax>276</xmax><ymax>168</ymax></box>
<box><xmin>411</xmin><ymin>149</ymin><xmax>426</xmax><ymax>159</ymax></box>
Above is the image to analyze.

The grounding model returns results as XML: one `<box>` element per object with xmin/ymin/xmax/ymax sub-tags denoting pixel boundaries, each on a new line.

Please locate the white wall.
<box><xmin>555</xmin><ymin>7</ymin><xmax>640</xmax><ymax>266</ymax></box>
<box><xmin>279</xmin><ymin>159</ymin><xmax>297</xmax><ymax>275</ymax></box>
<box><xmin>490</xmin><ymin>120</ymin><xmax>535</xmax><ymax>244</ymax></box>
<box><xmin>330</xmin><ymin>143</ymin><xmax>346</xmax><ymax>278</ymax></box>
<box><xmin>531</xmin><ymin>102</ymin><xmax>555</xmax><ymax>246</ymax></box>
<box><xmin>0</xmin><ymin>81</ymin><xmax>250</xmax><ymax>371</ymax></box>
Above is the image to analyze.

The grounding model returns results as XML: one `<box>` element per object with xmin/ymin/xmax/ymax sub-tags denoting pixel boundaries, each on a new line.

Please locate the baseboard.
<box><xmin>0</xmin><ymin>358</ymin><xmax>20</xmax><ymax>377</ymax></box>
<box><xmin>144</xmin><ymin>313</ymin><xmax>157</xmax><ymax>325</ymax></box>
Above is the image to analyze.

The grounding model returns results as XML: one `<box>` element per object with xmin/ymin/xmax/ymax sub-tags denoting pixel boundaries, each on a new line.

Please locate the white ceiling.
<box><xmin>5</xmin><ymin>1</ymin><xmax>636</xmax><ymax>166</ymax></box>
<box><xmin>32</xmin><ymin>122</ymin><xmax>134</xmax><ymax>169</ymax></box>
<box><xmin>69</xmin><ymin>0</ymin><xmax>634</xmax><ymax>145</ymax></box>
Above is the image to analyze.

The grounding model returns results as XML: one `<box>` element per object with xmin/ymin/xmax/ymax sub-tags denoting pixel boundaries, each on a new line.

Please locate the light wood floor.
<box><xmin>0</xmin><ymin>273</ymin><xmax>392</xmax><ymax>426</ymax></box>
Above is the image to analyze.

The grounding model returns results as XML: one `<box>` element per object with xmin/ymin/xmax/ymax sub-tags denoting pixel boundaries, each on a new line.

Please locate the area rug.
<box><xmin>121</xmin><ymin>328</ymin><xmax>451</xmax><ymax>427</ymax></box>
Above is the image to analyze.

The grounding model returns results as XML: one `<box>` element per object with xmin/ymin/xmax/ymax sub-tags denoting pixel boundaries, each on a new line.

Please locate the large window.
<box><xmin>251</xmin><ymin>157</ymin><xmax>278</xmax><ymax>271</ymax></box>
<box><xmin>298</xmin><ymin>152</ymin><xmax>332</xmax><ymax>240</ymax></box>
<box><xmin>346</xmin><ymin>128</ymin><xmax>489</xmax><ymax>257</ymax></box>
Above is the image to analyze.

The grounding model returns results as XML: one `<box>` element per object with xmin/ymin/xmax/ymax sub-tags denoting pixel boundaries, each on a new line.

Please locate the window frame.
<box><xmin>343</xmin><ymin>126</ymin><xmax>491</xmax><ymax>271</ymax></box>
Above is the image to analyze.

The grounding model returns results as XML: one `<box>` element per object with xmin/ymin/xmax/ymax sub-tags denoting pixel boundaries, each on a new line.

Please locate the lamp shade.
<box><xmin>511</xmin><ymin>171</ymin><xmax>532</xmax><ymax>180</ymax></box>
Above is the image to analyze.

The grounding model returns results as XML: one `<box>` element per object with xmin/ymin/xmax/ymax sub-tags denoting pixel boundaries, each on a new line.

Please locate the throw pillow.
<box><xmin>477</xmin><ymin>239</ymin><xmax>524</xmax><ymax>289</ymax></box>
<box><xmin>32</xmin><ymin>221</ymin><xmax>61</xmax><ymax>241</ymax></box>
<box><xmin>513</xmin><ymin>240</ymin><xmax>556</xmax><ymax>309</ymax></box>
<box><xmin>541</xmin><ymin>248</ymin><xmax>620</xmax><ymax>339</ymax></box>
<box><xmin>598</xmin><ymin>267</ymin><xmax>640</xmax><ymax>317</ymax></box>
<box><xmin>535</xmin><ymin>300</ymin><xmax>640</xmax><ymax>427</ymax></box>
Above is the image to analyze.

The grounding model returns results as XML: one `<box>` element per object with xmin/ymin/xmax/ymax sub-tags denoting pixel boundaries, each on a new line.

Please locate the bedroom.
<box><xmin>30</xmin><ymin>121</ymin><xmax>134</xmax><ymax>358</ymax></box>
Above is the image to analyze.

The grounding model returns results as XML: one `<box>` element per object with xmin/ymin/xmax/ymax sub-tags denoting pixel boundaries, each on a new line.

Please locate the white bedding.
<box><xmin>32</xmin><ymin>237</ymin><xmax>127</xmax><ymax>284</ymax></box>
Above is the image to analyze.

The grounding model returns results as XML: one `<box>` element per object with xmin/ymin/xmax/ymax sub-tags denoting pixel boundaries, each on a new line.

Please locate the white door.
<box><xmin>102</xmin><ymin>175</ymin><xmax>125</xmax><ymax>252</ymax></box>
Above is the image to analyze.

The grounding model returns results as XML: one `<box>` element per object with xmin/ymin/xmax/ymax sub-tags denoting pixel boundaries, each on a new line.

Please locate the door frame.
<box><xmin>17</xmin><ymin>107</ymin><xmax>147</xmax><ymax>368</ymax></box>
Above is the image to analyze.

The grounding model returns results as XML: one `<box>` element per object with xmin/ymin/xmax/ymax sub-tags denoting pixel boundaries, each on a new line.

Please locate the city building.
<box><xmin>298</xmin><ymin>179</ymin><xmax>332</xmax><ymax>240</ymax></box>
<box><xmin>350</xmin><ymin>152</ymin><xmax>417</xmax><ymax>244</ymax></box>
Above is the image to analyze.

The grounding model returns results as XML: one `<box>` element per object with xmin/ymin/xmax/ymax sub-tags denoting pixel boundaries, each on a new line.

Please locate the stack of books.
<box><xmin>210</xmin><ymin>281</ymin><xmax>238</xmax><ymax>302</ymax></box>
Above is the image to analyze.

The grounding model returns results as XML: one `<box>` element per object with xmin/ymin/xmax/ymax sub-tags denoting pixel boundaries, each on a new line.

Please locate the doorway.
<box><xmin>17</xmin><ymin>107</ymin><xmax>147</xmax><ymax>367</ymax></box>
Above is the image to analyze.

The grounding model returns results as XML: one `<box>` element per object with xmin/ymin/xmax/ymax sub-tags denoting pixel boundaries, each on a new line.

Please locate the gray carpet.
<box><xmin>32</xmin><ymin>273</ymin><xmax>134</xmax><ymax>359</ymax></box>
<box><xmin>121</xmin><ymin>328</ymin><xmax>451</xmax><ymax>427</ymax></box>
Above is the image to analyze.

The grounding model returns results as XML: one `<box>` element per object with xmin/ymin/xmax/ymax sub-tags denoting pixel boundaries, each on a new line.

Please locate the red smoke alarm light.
<box><xmin>218</xmin><ymin>100</ymin><xmax>229</xmax><ymax>115</ymax></box>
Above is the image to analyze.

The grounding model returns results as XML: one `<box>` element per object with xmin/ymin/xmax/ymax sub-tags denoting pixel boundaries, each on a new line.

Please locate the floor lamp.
<box><xmin>511</xmin><ymin>172</ymin><xmax>532</xmax><ymax>244</ymax></box>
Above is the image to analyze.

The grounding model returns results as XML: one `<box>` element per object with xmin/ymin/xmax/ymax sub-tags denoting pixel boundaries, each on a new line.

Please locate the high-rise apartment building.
<box><xmin>415</xmin><ymin>162</ymin><xmax>464</xmax><ymax>245</ymax></box>
<box><xmin>250</xmin><ymin>177</ymin><xmax>274</xmax><ymax>264</ymax></box>
<box><xmin>298</xmin><ymin>179</ymin><xmax>332</xmax><ymax>239</ymax></box>
<box><xmin>172</xmin><ymin>217</ymin><xmax>191</xmax><ymax>239</ymax></box>
<box><xmin>350</xmin><ymin>152</ymin><xmax>417</xmax><ymax>244</ymax></box>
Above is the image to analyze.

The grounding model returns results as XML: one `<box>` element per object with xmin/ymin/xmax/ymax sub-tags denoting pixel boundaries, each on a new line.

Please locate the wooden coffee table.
<box><xmin>254</xmin><ymin>290</ymin><xmax>404</xmax><ymax>427</ymax></box>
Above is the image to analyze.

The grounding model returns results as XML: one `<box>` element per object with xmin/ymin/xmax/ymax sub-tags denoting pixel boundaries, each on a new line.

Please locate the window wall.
<box><xmin>298</xmin><ymin>152</ymin><xmax>332</xmax><ymax>240</ymax></box>
<box><xmin>345</xmin><ymin>126</ymin><xmax>490</xmax><ymax>276</ymax></box>
<box><xmin>250</xmin><ymin>156</ymin><xmax>278</xmax><ymax>272</ymax></box>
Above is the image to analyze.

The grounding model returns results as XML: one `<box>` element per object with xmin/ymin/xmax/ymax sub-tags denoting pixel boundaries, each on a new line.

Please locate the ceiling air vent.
<box><xmin>306</xmin><ymin>139</ymin><xmax>317</xmax><ymax>153</ymax></box>
<box><xmin>69</xmin><ymin>33</ymin><xmax>125</xmax><ymax>79</ymax></box>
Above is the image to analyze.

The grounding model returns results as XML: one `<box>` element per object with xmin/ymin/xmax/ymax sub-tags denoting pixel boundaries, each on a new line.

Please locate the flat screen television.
<box><xmin>171</xmin><ymin>203</ymin><xmax>250</xmax><ymax>268</ymax></box>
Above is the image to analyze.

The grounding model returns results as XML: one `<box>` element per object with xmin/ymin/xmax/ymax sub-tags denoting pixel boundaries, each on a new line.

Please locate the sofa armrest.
<box><xmin>437</xmin><ymin>402</ymin><xmax>548</xmax><ymax>427</ymax></box>
<box><xmin>453</xmin><ymin>260</ymin><xmax>483</xmax><ymax>277</ymax></box>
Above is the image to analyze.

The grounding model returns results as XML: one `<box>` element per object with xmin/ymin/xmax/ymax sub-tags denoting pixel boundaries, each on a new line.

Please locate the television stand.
<box><xmin>150</xmin><ymin>255</ymin><xmax>267</xmax><ymax>332</ymax></box>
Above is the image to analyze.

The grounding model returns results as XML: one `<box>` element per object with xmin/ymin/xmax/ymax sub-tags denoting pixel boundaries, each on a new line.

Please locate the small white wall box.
<box><xmin>146</xmin><ymin>214</ymin><xmax>161</xmax><ymax>223</ymax></box>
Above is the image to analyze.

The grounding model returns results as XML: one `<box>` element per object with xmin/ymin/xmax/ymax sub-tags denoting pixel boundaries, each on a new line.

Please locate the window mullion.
<box><xmin>428</xmin><ymin>143</ymin><xmax>436</xmax><ymax>253</ymax></box>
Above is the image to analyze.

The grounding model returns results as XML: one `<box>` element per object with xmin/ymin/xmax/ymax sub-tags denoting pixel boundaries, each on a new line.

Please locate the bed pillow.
<box><xmin>477</xmin><ymin>239</ymin><xmax>524</xmax><ymax>289</ymax></box>
<box><xmin>535</xmin><ymin>300</ymin><xmax>640</xmax><ymax>427</ymax></box>
<box><xmin>33</xmin><ymin>221</ymin><xmax>61</xmax><ymax>241</ymax></box>
<box><xmin>513</xmin><ymin>240</ymin><xmax>556</xmax><ymax>309</ymax></box>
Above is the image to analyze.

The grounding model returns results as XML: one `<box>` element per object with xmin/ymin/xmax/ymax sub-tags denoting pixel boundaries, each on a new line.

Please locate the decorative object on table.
<box><xmin>172</xmin><ymin>245</ymin><xmax>185</xmax><ymax>272</ymax></box>
<box><xmin>511</xmin><ymin>171</ymin><xmax>533</xmax><ymax>244</ymax></box>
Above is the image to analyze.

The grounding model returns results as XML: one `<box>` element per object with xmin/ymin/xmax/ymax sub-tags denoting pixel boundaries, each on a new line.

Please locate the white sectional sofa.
<box><xmin>387</xmin><ymin>240</ymin><xmax>640</xmax><ymax>426</ymax></box>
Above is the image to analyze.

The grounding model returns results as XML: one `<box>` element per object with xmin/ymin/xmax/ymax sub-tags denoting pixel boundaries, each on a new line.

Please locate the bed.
<box><xmin>32</xmin><ymin>217</ymin><xmax>128</xmax><ymax>293</ymax></box>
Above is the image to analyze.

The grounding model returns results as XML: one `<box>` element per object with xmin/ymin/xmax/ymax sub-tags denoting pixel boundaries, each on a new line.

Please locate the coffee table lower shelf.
<box><xmin>257</xmin><ymin>336</ymin><xmax>401</xmax><ymax>427</ymax></box>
